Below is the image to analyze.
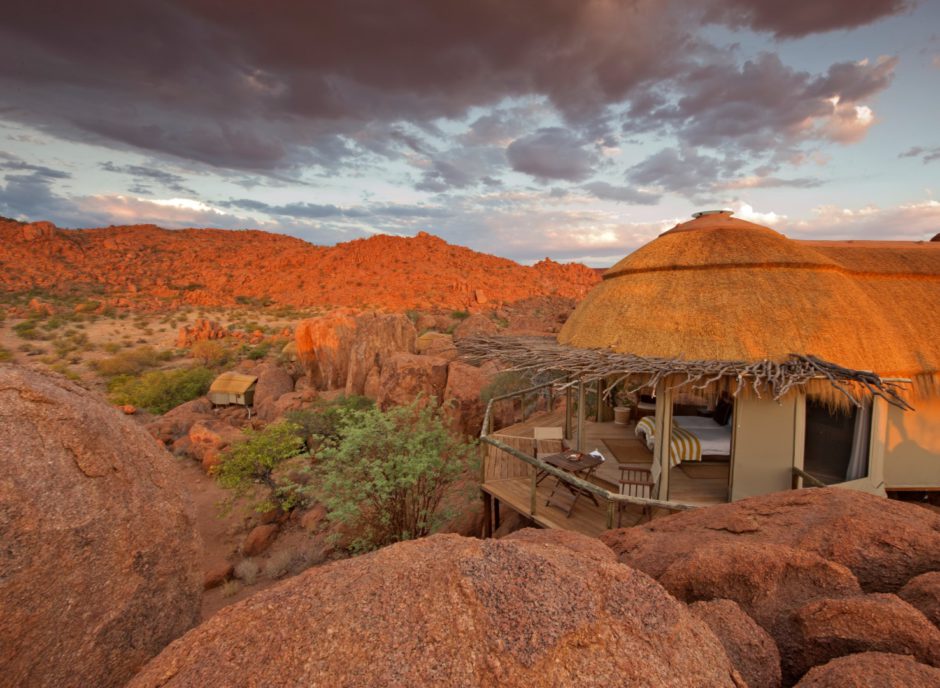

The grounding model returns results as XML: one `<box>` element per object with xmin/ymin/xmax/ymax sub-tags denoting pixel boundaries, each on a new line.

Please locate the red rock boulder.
<box><xmin>177</xmin><ymin>318</ymin><xmax>227</xmax><ymax>347</ymax></box>
<box><xmin>689</xmin><ymin>599</ymin><xmax>782</xmax><ymax>688</ymax></box>
<box><xmin>416</xmin><ymin>331</ymin><xmax>458</xmax><ymax>360</ymax></box>
<box><xmin>443</xmin><ymin>360</ymin><xmax>497</xmax><ymax>435</ymax></box>
<box><xmin>0</xmin><ymin>365</ymin><xmax>202</xmax><ymax>688</ymax></box>
<box><xmin>344</xmin><ymin>312</ymin><xmax>416</xmax><ymax>396</ymax></box>
<box><xmin>129</xmin><ymin>532</ymin><xmax>745</xmax><ymax>687</ymax></box>
<box><xmin>376</xmin><ymin>352</ymin><xmax>449</xmax><ymax>408</ymax></box>
<box><xmin>252</xmin><ymin>363</ymin><xmax>295</xmax><ymax>421</ymax></box>
<box><xmin>188</xmin><ymin>420</ymin><xmax>245</xmax><ymax>472</ymax></box>
<box><xmin>785</xmin><ymin>594</ymin><xmax>940</xmax><ymax>682</ymax></box>
<box><xmin>452</xmin><ymin>312</ymin><xmax>498</xmax><ymax>340</ymax></box>
<box><xmin>601</xmin><ymin>488</ymin><xmax>940</xmax><ymax>592</ymax></box>
<box><xmin>146</xmin><ymin>396</ymin><xmax>214</xmax><ymax>445</ymax></box>
<box><xmin>241</xmin><ymin>524</ymin><xmax>280</xmax><ymax>557</ymax></box>
<box><xmin>794</xmin><ymin>652</ymin><xmax>940</xmax><ymax>687</ymax></box>
<box><xmin>899</xmin><ymin>572</ymin><xmax>940</xmax><ymax>629</ymax></box>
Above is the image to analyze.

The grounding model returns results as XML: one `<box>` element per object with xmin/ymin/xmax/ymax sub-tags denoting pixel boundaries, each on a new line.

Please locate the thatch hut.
<box><xmin>208</xmin><ymin>371</ymin><xmax>258</xmax><ymax>408</ymax></box>
<box><xmin>463</xmin><ymin>211</ymin><xmax>939</xmax><ymax>530</ymax></box>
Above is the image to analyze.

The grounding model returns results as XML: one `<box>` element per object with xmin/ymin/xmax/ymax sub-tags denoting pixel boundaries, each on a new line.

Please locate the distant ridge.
<box><xmin>0</xmin><ymin>220</ymin><xmax>599</xmax><ymax>311</ymax></box>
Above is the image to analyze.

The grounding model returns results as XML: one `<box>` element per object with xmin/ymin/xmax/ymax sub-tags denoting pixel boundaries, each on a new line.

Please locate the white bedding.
<box><xmin>636</xmin><ymin>415</ymin><xmax>732</xmax><ymax>464</ymax></box>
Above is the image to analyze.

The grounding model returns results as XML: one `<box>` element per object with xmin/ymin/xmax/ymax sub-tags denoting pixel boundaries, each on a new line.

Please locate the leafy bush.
<box><xmin>451</xmin><ymin>310</ymin><xmax>470</xmax><ymax>320</ymax></box>
<box><xmin>480</xmin><ymin>370</ymin><xmax>537</xmax><ymax>402</ymax></box>
<box><xmin>108</xmin><ymin>366</ymin><xmax>213</xmax><ymax>414</ymax></box>
<box><xmin>244</xmin><ymin>341</ymin><xmax>272</xmax><ymax>360</ymax></box>
<box><xmin>317</xmin><ymin>399</ymin><xmax>478</xmax><ymax>552</ymax></box>
<box><xmin>189</xmin><ymin>339</ymin><xmax>229</xmax><ymax>366</ymax></box>
<box><xmin>93</xmin><ymin>345</ymin><xmax>161</xmax><ymax>377</ymax></box>
<box><xmin>0</xmin><ymin>346</ymin><xmax>12</xmax><ymax>362</ymax></box>
<box><xmin>214</xmin><ymin>421</ymin><xmax>307</xmax><ymax>512</ymax></box>
<box><xmin>285</xmin><ymin>395</ymin><xmax>374</xmax><ymax>446</ymax></box>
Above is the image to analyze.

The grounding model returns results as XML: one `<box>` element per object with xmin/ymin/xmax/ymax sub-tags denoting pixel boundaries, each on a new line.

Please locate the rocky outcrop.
<box><xmin>784</xmin><ymin>594</ymin><xmax>940</xmax><ymax>682</ymax></box>
<box><xmin>0</xmin><ymin>365</ymin><xmax>202</xmax><ymax>688</ymax></box>
<box><xmin>188</xmin><ymin>420</ymin><xmax>245</xmax><ymax>472</ymax></box>
<box><xmin>294</xmin><ymin>311</ymin><xmax>358</xmax><ymax>390</ymax></box>
<box><xmin>443</xmin><ymin>360</ymin><xmax>496</xmax><ymax>435</ymax></box>
<box><xmin>129</xmin><ymin>532</ymin><xmax>744</xmax><ymax>687</ymax></box>
<box><xmin>344</xmin><ymin>312</ymin><xmax>417</xmax><ymax>396</ymax></box>
<box><xmin>0</xmin><ymin>220</ymin><xmax>600</xmax><ymax>312</ymax></box>
<box><xmin>601</xmin><ymin>488</ymin><xmax>940</xmax><ymax>592</ymax></box>
<box><xmin>146</xmin><ymin>396</ymin><xmax>214</xmax><ymax>445</ymax></box>
<box><xmin>899</xmin><ymin>572</ymin><xmax>940</xmax><ymax>629</ymax></box>
<box><xmin>376</xmin><ymin>352</ymin><xmax>449</xmax><ymax>408</ymax></box>
<box><xmin>452</xmin><ymin>312</ymin><xmax>499</xmax><ymax>340</ymax></box>
<box><xmin>657</xmin><ymin>541</ymin><xmax>862</xmax><ymax>663</ymax></box>
<box><xmin>252</xmin><ymin>363</ymin><xmax>295</xmax><ymax>421</ymax></box>
<box><xmin>689</xmin><ymin>599</ymin><xmax>782</xmax><ymax>688</ymax></box>
<box><xmin>794</xmin><ymin>652</ymin><xmax>940</xmax><ymax>687</ymax></box>
<box><xmin>416</xmin><ymin>331</ymin><xmax>458</xmax><ymax>360</ymax></box>
<box><xmin>176</xmin><ymin>318</ymin><xmax>227</xmax><ymax>347</ymax></box>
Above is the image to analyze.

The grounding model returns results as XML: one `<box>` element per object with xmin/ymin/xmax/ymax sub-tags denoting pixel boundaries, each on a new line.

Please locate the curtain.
<box><xmin>845</xmin><ymin>402</ymin><xmax>871</xmax><ymax>481</ymax></box>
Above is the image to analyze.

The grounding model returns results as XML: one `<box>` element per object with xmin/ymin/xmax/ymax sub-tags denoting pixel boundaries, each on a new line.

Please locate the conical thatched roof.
<box><xmin>558</xmin><ymin>211</ymin><xmax>940</xmax><ymax>398</ymax></box>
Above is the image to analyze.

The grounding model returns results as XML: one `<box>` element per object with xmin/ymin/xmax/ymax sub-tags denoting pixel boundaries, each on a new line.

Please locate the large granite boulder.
<box><xmin>252</xmin><ymin>362</ymin><xmax>295</xmax><ymax>421</ymax></box>
<box><xmin>344</xmin><ymin>312</ymin><xmax>417</xmax><ymax>396</ymax></box>
<box><xmin>601</xmin><ymin>488</ymin><xmax>940</xmax><ymax>592</ymax></box>
<box><xmin>899</xmin><ymin>572</ymin><xmax>940</xmax><ymax>629</ymax></box>
<box><xmin>794</xmin><ymin>652</ymin><xmax>940</xmax><ymax>687</ymax></box>
<box><xmin>443</xmin><ymin>360</ymin><xmax>496</xmax><ymax>435</ymax></box>
<box><xmin>0</xmin><ymin>365</ymin><xmax>202</xmax><ymax>688</ymax></box>
<box><xmin>146</xmin><ymin>396</ymin><xmax>214</xmax><ymax>445</ymax></box>
<box><xmin>129</xmin><ymin>532</ymin><xmax>745</xmax><ymax>687</ymax></box>
<box><xmin>784</xmin><ymin>594</ymin><xmax>940</xmax><ymax>683</ymax></box>
<box><xmin>294</xmin><ymin>311</ymin><xmax>358</xmax><ymax>390</ymax></box>
<box><xmin>689</xmin><ymin>599</ymin><xmax>782</xmax><ymax>688</ymax></box>
<box><xmin>376</xmin><ymin>352</ymin><xmax>449</xmax><ymax>408</ymax></box>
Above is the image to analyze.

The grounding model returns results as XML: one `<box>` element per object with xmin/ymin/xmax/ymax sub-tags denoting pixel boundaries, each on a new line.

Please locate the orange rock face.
<box><xmin>0</xmin><ymin>365</ymin><xmax>202</xmax><ymax>688</ymax></box>
<box><xmin>0</xmin><ymin>220</ymin><xmax>600</xmax><ymax>312</ymax></box>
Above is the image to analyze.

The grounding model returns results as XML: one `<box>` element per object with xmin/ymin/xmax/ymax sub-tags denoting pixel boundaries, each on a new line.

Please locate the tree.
<box><xmin>214</xmin><ymin>421</ymin><xmax>307</xmax><ymax>512</ymax></box>
<box><xmin>108</xmin><ymin>366</ymin><xmax>213</xmax><ymax>414</ymax></box>
<box><xmin>316</xmin><ymin>398</ymin><xmax>478</xmax><ymax>551</ymax></box>
<box><xmin>189</xmin><ymin>339</ymin><xmax>228</xmax><ymax>367</ymax></box>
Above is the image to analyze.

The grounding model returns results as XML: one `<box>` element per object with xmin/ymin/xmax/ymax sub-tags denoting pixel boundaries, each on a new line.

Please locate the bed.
<box><xmin>635</xmin><ymin>415</ymin><xmax>732</xmax><ymax>466</ymax></box>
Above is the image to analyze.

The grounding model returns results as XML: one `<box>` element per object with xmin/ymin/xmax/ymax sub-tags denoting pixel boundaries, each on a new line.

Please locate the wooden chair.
<box><xmin>533</xmin><ymin>427</ymin><xmax>565</xmax><ymax>484</ymax></box>
<box><xmin>617</xmin><ymin>459</ymin><xmax>660</xmax><ymax>526</ymax></box>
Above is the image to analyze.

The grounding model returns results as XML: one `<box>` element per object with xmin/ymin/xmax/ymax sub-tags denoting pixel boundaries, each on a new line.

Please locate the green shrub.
<box><xmin>316</xmin><ymin>399</ymin><xmax>478</xmax><ymax>552</ymax></box>
<box><xmin>285</xmin><ymin>395</ymin><xmax>374</xmax><ymax>446</ymax></box>
<box><xmin>93</xmin><ymin>345</ymin><xmax>161</xmax><ymax>377</ymax></box>
<box><xmin>189</xmin><ymin>339</ymin><xmax>229</xmax><ymax>367</ymax></box>
<box><xmin>245</xmin><ymin>341</ymin><xmax>272</xmax><ymax>360</ymax></box>
<box><xmin>451</xmin><ymin>310</ymin><xmax>470</xmax><ymax>320</ymax></box>
<box><xmin>13</xmin><ymin>320</ymin><xmax>41</xmax><ymax>340</ymax></box>
<box><xmin>480</xmin><ymin>370</ymin><xmax>537</xmax><ymax>402</ymax></box>
<box><xmin>108</xmin><ymin>366</ymin><xmax>213</xmax><ymax>414</ymax></box>
<box><xmin>0</xmin><ymin>346</ymin><xmax>11</xmax><ymax>362</ymax></box>
<box><xmin>214</xmin><ymin>421</ymin><xmax>308</xmax><ymax>512</ymax></box>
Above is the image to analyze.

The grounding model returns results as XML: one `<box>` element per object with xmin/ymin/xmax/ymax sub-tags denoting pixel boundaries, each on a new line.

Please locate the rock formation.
<box><xmin>794</xmin><ymin>652</ymin><xmax>940</xmax><ymax>687</ymax></box>
<box><xmin>899</xmin><ymin>572</ymin><xmax>940</xmax><ymax>629</ymax></box>
<box><xmin>0</xmin><ymin>364</ymin><xmax>202</xmax><ymax>688</ymax></box>
<box><xmin>601</xmin><ymin>487</ymin><xmax>940</xmax><ymax>592</ymax></box>
<box><xmin>0</xmin><ymin>220</ymin><xmax>600</xmax><ymax>312</ymax></box>
<box><xmin>129</xmin><ymin>531</ymin><xmax>744</xmax><ymax>687</ymax></box>
<box><xmin>689</xmin><ymin>599</ymin><xmax>782</xmax><ymax>688</ymax></box>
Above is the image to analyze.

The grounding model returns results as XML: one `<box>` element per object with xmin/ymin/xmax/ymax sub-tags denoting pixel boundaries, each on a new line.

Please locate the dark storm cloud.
<box><xmin>704</xmin><ymin>0</ymin><xmax>910</xmax><ymax>38</ymax></box>
<box><xmin>0</xmin><ymin>0</ymin><xmax>908</xmax><ymax>175</ymax></box>
<box><xmin>900</xmin><ymin>145</ymin><xmax>940</xmax><ymax>163</ymax></box>
<box><xmin>506</xmin><ymin>128</ymin><xmax>598</xmax><ymax>182</ymax></box>
<box><xmin>626</xmin><ymin>53</ymin><xmax>898</xmax><ymax>152</ymax></box>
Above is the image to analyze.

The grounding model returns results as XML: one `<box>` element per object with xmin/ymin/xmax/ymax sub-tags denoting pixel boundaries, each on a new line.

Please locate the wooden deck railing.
<box><xmin>791</xmin><ymin>466</ymin><xmax>828</xmax><ymax>490</ymax></box>
<box><xmin>480</xmin><ymin>381</ymin><xmax>696</xmax><ymax>533</ymax></box>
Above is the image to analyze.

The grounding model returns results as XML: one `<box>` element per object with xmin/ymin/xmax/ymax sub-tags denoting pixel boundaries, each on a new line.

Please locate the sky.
<box><xmin>1</xmin><ymin>0</ymin><xmax>938</xmax><ymax>266</ymax></box>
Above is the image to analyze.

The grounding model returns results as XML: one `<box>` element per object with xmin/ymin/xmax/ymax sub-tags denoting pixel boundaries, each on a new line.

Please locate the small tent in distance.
<box><xmin>208</xmin><ymin>372</ymin><xmax>257</xmax><ymax>408</ymax></box>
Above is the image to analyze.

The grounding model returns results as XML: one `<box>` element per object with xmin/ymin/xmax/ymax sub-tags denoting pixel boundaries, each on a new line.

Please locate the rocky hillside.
<box><xmin>0</xmin><ymin>219</ymin><xmax>599</xmax><ymax>311</ymax></box>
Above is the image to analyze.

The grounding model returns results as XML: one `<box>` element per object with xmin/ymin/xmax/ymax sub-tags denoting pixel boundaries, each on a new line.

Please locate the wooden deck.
<box><xmin>481</xmin><ymin>410</ymin><xmax>729</xmax><ymax>538</ymax></box>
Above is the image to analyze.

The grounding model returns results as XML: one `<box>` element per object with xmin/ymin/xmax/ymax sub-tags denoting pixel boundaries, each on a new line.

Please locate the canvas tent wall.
<box><xmin>209</xmin><ymin>372</ymin><xmax>257</xmax><ymax>406</ymax></box>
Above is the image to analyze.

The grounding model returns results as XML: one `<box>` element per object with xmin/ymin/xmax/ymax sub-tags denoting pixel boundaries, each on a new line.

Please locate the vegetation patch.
<box><xmin>108</xmin><ymin>366</ymin><xmax>213</xmax><ymax>414</ymax></box>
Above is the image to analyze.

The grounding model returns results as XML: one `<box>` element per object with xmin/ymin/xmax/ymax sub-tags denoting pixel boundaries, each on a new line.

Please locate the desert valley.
<box><xmin>3</xmin><ymin>1</ymin><xmax>940</xmax><ymax>687</ymax></box>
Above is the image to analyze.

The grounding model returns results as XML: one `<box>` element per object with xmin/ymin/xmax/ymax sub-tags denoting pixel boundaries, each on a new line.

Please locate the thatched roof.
<box><xmin>209</xmin><ymin>372</ymin><xmax>258</xmax><ymax>395</ymax></box>
<box><xmin>558</xmin><ymin>211</ymin><xmax>940</xmax><ymax>399</ymax></box>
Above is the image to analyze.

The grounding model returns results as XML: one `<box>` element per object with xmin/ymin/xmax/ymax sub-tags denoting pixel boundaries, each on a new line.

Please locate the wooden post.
<box><xmin>564</xmin><ymin>386</ymin><xmax>573</xmax><ymax>440</ymax></box>
<box><xmin>521</xmin><ymin>391</ymin><xmax>527</xmax><ymax>422</ymax></box>
<box><xmin>494</xmin><ymin>499</ymin><xmax>500</xmax><ymax>530</ymax></box>
<box><xmin>482</xmin><ymin>491</ymin><xmax>492</xmax><ymax>538</ymax></box>
<box><xmin>576</xmin><ymin>378</ymin><xmax>586</xmax><ymax>452</ymax></box>
<box><xmin>529</xmin><ymin>466</ymin><xmax>537</xmax><ymax>517</ymax></box>
<box><xmin>595</xmin><ymin>379</ymin><xmax>603</xmax><ymax>422</ymax></box>
<box><xmin>652</xmin><ymin>383</ymin><xmax>672</xmax><ymax>501</ymax></box>
<box><xmin>606</xmin><ymin>500</ymin><xmax>615</xmax><ymax>530</ymax></box>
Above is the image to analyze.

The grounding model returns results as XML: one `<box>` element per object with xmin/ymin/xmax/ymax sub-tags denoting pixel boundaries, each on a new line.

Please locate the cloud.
<box><xmin>506</xmin><ymin>128</ymin><xmax>598</xmax><ymax>181</ymax></box>
<box><xmin>721</xmin><ymin>175</ymin><xmax>823</xmax><ymax>189</ymax></box>
<box><xmin>581</xmin><ymin>181</ymin><xmax>660</xmax><ymax>204</ymax></box>
<box><xmin>0</xmin><ymin>1</ymin><xmax>908</xmax><ymax>175</ymax></box>
<box><xmin>626</xmin><ymin>147</ymin><xmax>743</xmax><ymax>198</ymax></box>
<box><xmin>0</xmin><ymin>153</ymin><xmax>70</xmax><ymax>180</ymax></box>
<box><xmin>899</xmin><ymin>145</ymin><xmax>940</xmax><ymax>164</ymax></box>
<box><xmin>780</xmin><ymin>200</ymin><xmax>940</xmax><ymax>241</ymax></box>
<box><xmin>99</xmin><ymin>161</ymin><xmax>194</xmax><ymax>194</ymax></box>
<box><xmin>704</xmin><ymin>0</ymin><xmax>910</xmax><ymax>38</ymax></box>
